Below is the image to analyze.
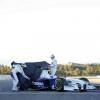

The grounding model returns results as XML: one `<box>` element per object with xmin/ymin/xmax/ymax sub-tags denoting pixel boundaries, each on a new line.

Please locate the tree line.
<box><xmin>0</xmin><ymin>63</ymin><xmax>100</xmax><ymax>76</ymax></box>
<box><xmin>56</xmin><ymin>63</ymin><xmax>100</xmax><ymax>76</ymax></box>
<box><xmin>0</xmin><ymin>65</ymin><xmax>11</xmax><ymax>74</ymax></box>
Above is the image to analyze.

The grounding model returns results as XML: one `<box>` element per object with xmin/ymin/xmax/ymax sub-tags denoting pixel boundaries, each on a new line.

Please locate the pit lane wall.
<box><xmin>72</xmin><ymin>76</ymin><xmax>100</xmax><ymax>84</ymax></box>
<box><xmin>1</xmin><ymin>75</ymin><xmax>100</xmax><ymax>84</ymax></box>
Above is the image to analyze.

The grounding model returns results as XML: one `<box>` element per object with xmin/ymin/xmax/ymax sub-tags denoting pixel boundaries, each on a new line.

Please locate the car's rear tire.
<box><xmin>54</xmin><ymin>78</ymin><xmax>64</xmax><ymax>91</ymax></box>
<box><xmin>79</xmin><ymin>78</ymin><xmax>90</xmax><ymax>83</ymax></box>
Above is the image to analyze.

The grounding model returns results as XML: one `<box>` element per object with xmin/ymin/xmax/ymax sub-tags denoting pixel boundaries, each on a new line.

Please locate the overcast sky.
<box><xmin>0</xmin><ymin>0</ymin><xmax>100</xmax><ymax>65</ymax></box>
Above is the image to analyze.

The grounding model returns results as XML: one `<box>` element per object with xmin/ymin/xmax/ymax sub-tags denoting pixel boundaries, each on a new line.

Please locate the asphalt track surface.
<box><xmin>0</xmin><ymin>75</ymin><xmax>100</xmax><ymax>100</ymax></box>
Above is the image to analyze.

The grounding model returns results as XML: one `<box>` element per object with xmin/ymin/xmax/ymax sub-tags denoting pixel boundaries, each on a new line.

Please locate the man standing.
<box><xmin>11</xmin><ymin>61</ymin><xmax>30</xmax><ymax>91</ymax></box>
<box><xmin>50</xmin><ymin>54</ymin><xmax>57</xmax><ymax>78</ymax></box>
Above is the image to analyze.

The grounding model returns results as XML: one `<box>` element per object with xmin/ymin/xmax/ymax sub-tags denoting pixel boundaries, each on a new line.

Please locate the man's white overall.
<box><xmin>50</xmin><ymin>58</ymin><xmax>57</xmax><ymax>78</ymax></box>
<box><xmin>11</xmin><ymin>64</ymin><xmax>29</xmax><ymax>91</ymax></box>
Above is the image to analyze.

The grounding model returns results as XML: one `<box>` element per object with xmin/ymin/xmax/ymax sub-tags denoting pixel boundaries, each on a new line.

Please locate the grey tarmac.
<box><xmin>0</xmin><ymin>75</ymin><xmax>100</xmax><ymax>100</ymax></box>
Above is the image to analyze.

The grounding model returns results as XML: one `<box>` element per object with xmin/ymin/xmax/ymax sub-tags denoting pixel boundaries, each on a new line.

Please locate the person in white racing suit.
<box><xmin>50</xmin><ymin>54</ymin><xmax>57</xmax><ymax>78</ymax></box>
<box><xmin>11</xmin><ymin>61</ymin><xmax>30</xmax><ymax>91</ymax></box>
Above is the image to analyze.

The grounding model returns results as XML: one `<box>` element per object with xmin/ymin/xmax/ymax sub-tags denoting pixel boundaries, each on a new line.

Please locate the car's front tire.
<box><xmin>54</xmin><ymin>78</ymin><xmax>64</xmax><ymax>91</ymax></box>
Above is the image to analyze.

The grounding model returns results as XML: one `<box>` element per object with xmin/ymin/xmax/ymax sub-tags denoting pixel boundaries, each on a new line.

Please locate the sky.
<box><xmin>0</xmin><ymin>0</ymin><xmax>100</xmax><ymax>65</ymax></box>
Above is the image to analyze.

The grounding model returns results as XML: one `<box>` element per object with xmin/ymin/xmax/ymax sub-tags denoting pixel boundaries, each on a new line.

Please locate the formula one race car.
<box><xmin>11</xmin><ymin>61</ymin><xmax>96</xmax><ymax>92</ymax></box>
